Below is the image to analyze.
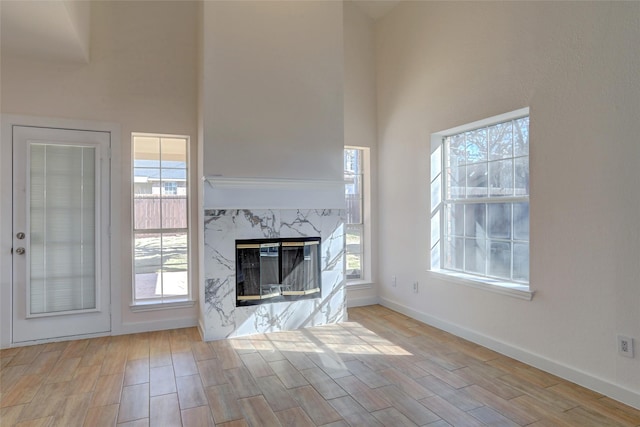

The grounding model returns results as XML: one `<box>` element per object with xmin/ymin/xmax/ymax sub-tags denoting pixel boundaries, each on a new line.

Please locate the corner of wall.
<box><xmin>380</xmin><ymin>296</ymin><xmax>640</xmax><ymax>410</ymax></box>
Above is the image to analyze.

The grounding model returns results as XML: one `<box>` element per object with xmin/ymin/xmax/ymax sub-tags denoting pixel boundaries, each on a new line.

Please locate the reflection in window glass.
<box><xmin>439</xmin><ymin>115</ymin><xmax>529</xmax><ymax>283</ymax></box>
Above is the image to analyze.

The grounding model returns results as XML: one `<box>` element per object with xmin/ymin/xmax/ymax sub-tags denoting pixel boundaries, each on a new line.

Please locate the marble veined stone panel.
<box><xmin>203</xmin><ymin>209</ymin><xmax>346</xmax><ymax>340</ymax></box>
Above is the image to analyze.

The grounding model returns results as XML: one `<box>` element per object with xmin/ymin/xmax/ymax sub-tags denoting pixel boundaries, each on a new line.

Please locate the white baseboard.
<box><xmin>347</xmin><ymin>295</ymin><xmax>379</xmax><ymax>308</ymax></box>
<box><xmin>1</xmin><ymin>318</ymin><xmax>200</xmax><ymax>348</ymax></box>
<box><xmin>116</xmin><ymin>318</ymin><xmax>198</xmax><ymax>336</ymax></box>
<box><xmin>4</xmin><ymin>331</ymin><xmax>112</xmax><ymax>348</ymax></box>
<box><xmin>198</xmin><ymin>318</ymin><xmax>206</xmax><ymax>341</ymax></box>
<box><xmin>379</xmin><ymin>297</ymin><xmax>640</xmax><ymax>410</ymax></box>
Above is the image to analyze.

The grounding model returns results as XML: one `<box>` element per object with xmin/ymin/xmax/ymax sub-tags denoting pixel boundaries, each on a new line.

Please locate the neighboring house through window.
<box><xmin>163</xmin><ymin>181</ymin><xmax>178</xmax><ymax>195</ymax></box>
<box><xmin>132</xmin><ymin>133</ymin><xmax>190</xmax><ymax>305</ymax></box>
<box><xmin>430</xmin><ymin>108</ymin><xmax>530</xmax><ymax>293</ymax></box>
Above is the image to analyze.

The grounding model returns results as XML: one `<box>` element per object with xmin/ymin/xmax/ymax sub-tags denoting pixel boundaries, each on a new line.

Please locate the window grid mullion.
<box><xmin>482</xmin><ymin>126</ymin><xmax>493</xmax><ymax>277</ymax></box>
<box><xmin>484</xmin><ymin>203</ymin><xmax>488</xmax><ymax>277</ymax></box>
<box><xmin>159</xmin><ymin>138</ymin><xmax>164</xmax><ymax>300</ymax></box>
<box><xmin>510</xmin><ymin>203</ymin><xmax>514</xmax><ymax>281</ymax></box>
<box><xmin>446</xmin><ymin>196</ymin><xmax>529</xmax><ymax>204</ymax></box>
<box><xmin>463</xmin><ymin>130</ymin><xmax>467</xmax><ymax>198</ymax></box>
<box><xmin>344</xmin><ymin>148</ymin><xmax>365</xmax><ymax>280</ymax></box>
<box><xmin>133</xmin><ymin>134</ymin><xmax>190</xmax><ymax>303</ymax></box>
<box><xmin>440</xmin><ymin>139</ymin><xmax>446</xmax><ymax>270</ymax></box>
<box><xmin>510</xmin><ymin>120</ymin><xmax>516</xmax><ymax>281</ymax></box>
<box><xmin>133</xmin><ymin>227</ymin><xmax>188</xmax><ymax>234</ymax></box>
<box><xmin>438</xmin><ymin>114</ymin><xmax>529</xmax><ymax>284</ymax></box>
<box><xmin>462</xmin><ymin>204</ymin><xmax>467</xmax><ymax>272</ymax></box>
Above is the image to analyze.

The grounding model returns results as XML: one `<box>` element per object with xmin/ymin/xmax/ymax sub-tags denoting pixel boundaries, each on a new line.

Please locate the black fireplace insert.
<box><xmin>236</xmin><ymin>237</ymin><xmax>321</xmax><ymax>307</ymax></box>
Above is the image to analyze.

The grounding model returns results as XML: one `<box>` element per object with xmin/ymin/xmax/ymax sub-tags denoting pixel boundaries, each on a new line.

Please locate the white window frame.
<box><xmin>429</xmin><ymin>108</ymin><xmax>534</xmax><ymax>300</ymax></box>
<box><xmin>130</xmin><ymin>133</ymin><xmax>194</xmax><ymax>310</ymax></box>
<box><xmin>344</xmin><ymin>146</ymin><xmax>372</xmax><ymax>288</ymax></box>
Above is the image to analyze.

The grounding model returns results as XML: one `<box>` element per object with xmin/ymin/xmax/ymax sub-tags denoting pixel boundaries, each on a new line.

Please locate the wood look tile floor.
<box><xmin>1</xmin><ymin>305</ymin><xmax>639</xmax><ymax>427</ymax></box>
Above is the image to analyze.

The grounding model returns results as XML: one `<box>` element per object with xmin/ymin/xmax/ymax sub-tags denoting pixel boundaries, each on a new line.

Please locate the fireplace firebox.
<box><xmin>236</xmin><ymin>237</ymin><xmax>321</xmax><ymax>307</ymax></box>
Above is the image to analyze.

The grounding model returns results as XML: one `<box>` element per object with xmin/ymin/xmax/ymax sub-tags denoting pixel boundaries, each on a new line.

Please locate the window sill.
<box><xmin>130</xmin><ymin>299</ymin><xmax>197</xmax><ymax>312</ymax></box>
<box><xmin>346</xmin><ymin>280</ymin><xmax>374</xmax><ymax>290</ymax></box>
<box><xmin>428</xmin><ymin>270</ymin><xmax>534</xmax><ymax>301</ymax></box>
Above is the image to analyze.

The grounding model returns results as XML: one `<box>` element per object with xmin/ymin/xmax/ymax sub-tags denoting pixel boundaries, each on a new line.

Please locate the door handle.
<box><xmin>15</xmin><ymin>247</ymin><xmax>25</xmax><ymax>255</ymax></box>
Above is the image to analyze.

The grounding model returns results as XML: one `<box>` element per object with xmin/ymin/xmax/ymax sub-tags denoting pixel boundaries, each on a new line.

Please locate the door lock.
<box><xmin>15</xmin><ymin>247</ymin><xmax>25</xmax><ymax>255</ymax></box>
<box><xmin>16</xmin><ymin>232</ymin><xmax>25</xmax><ymax>240</ymax></box>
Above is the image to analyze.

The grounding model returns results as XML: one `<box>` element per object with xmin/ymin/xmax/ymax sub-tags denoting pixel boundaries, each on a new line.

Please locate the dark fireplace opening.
<box><xmin>236</xmin><ymin>237</ymin><xmax>321</xmax><ymax>307</ymax></box>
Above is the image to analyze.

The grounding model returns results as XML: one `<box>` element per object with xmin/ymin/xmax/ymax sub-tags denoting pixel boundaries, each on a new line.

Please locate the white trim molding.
<box><xmin>345</xmin><ymin>280</ymin><xmax>374</xmax><ymax>290</ymax></box>
<box><xmin>205</xmin><ymin>176</ymin><xmax>345</xmax><ymax>190</ymax></box>
<box><xmin>347</xmin><ymin>295</ymin><xmax>379</xmax><ymax>308</ymax></box>
<box><xmin>203</xmin><ymin>176</ymin><xmax>345</xmax><ymax>209</ymax></box>
<box><xmin>428</xmin><ymin>270</ymin><xmax>534</xmax><ymax>301</ymax></box>
<box><xmin>429</xmin><ymin>107</ymin><xmax>532</xmax><ymax>297</ymax></box>
<box><xmin>116</xmin><ymin>317</ymin><xmax>198</xmax><ymax>336</ymax></box>
<box><xmin>379</xmin><ymin>297</ymin><xmax>640</xmax><ymax>410</ymax></box>
<box><xmin>129</xmin><ymin>300</ymin><xmax>197</xmax><ymax>313</ymax></box>
<box><xmin>1</xmin><ymin>114</ymin><xmax>121</xmax><ymax>349</ymax></box>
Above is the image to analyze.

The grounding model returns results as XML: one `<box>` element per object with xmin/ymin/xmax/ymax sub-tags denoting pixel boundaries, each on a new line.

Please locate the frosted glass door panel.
<box><xmin>13</xmin><ymin>125</ymin><xmax>111</xmax><ymax>343</ymax></box>
<box><xmin>29</xmin><ymin>144</ymin><xmax>97</xmax><ymax>314</ymax></box>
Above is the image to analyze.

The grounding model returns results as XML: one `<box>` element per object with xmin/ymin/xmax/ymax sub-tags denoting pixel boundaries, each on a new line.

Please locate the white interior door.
<box><xmin>12</xmin><ymin>126</ymin><xmax>111</xmax><ymax>343</ymax></box>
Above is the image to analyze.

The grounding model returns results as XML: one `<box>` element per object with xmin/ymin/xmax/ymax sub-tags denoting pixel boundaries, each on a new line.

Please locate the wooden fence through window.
<box><xmin>134</xmin><ymin>195</ymin><xmax>187</xmax><ymax>230</ymax></box>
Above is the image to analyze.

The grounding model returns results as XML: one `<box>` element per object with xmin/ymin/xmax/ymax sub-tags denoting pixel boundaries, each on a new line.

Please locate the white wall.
<box><xmin>63</xmin><ymin>0</ymin><xmax>91</xmax><ymax>61</ymax></box>
<box><xmin>201</xmin><ymin>1</ymin><xmax>344</xmax><ymax>181</ymax></box>
<box><xmin>376</xmin><ymin>1</ymin><xmax>640</xmax><ymax>408</ymax></box>
<box><xmin>343</xmin><ymin>1</ymin><xmax>379</xmax><ymax>307</ymax></box>
<box><xmin>1</xmin><ymin>1</ymin><xmax>199</xmax><ymax>337</ymax></box>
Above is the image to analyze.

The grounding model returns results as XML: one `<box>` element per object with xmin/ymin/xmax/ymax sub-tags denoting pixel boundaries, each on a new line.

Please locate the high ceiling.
<box><xmin>1</xmin><ymin>0</ymin><xmax>90</xmax><ymax>63</ymax></box>
<box><xmin>0</xmin><ymin>1</ymin><xmax>399</xmax><ymax>63</ymax></box>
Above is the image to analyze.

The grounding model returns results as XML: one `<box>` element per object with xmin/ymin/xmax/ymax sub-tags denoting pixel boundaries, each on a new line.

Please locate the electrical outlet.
<box><xmin>392</xmin><ymin>276</ymin><xmax>397</xmax><ymax>287</ymax></box>
<box><xmin>413</xmin><ymin>281</ymin><xmax>419</xmax><ymax>293</ymax></box>
<box><xmin>618</xmin><ymin>335</ymin><xmax>634</xmax><ymax>358</ymax></box>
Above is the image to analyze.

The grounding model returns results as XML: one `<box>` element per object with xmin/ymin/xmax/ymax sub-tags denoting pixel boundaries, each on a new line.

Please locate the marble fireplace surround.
<box><xmin>201</xmin><ymin>177</ymin><xmax>346</xmax><ymax>341</ymax></box>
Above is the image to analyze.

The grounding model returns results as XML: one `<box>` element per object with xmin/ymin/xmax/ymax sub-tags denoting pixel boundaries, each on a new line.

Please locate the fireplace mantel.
<box><xmin>203</xmin><ymin>176</ymin><xmax>345</xmax><ymax>209</ymax></box>
<box><xmin>204</xmin><ymin>176</ymin><xmax>344</xmax><ymax>189</ymax></box>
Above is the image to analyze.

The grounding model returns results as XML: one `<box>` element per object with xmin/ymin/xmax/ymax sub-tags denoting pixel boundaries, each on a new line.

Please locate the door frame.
<box><xmin>1</xmin><ymin>115</ymin><xmax>121</xmax><ymax>348</ymax></box>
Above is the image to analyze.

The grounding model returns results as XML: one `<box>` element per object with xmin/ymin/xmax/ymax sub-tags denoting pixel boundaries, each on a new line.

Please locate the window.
<box><xmin>132</xmin><ymin>134</ymin><xmax>190</xmax><ymax>304</ymax></box>
<box><xmin>431</xmin><ymin>109</ymin><xmax>529</xmax><ymax>291</ymax></box>
<box><xmin>344</xmin><ymin>148</ymin><xmax>364</xmax><ymax>280</ymax></box>
<box><xmin>163</xmin><ymin>181</ymin><xmax>177</xmax><ymax>195</ymax></box>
